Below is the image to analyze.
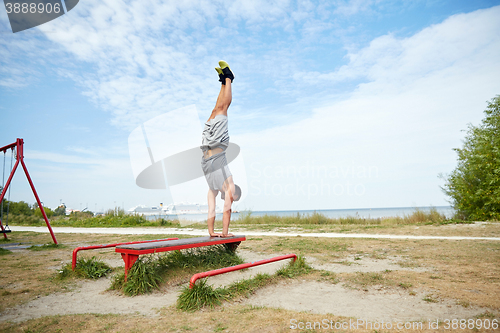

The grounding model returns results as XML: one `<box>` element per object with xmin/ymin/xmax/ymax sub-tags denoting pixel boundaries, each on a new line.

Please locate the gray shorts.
<box><xmin>201</xmin><ymin>152</ymin><xmax>232</xmax><ymax>192</ymax></box>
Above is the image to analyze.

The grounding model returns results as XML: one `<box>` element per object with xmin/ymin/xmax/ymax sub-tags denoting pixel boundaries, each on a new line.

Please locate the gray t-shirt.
<box><xmin>201</xmin><ymin>152</ymin><xmax>232</xmax><ymax>191</ymax></box>
<box><xmin>200</xmin><ymin>114</ymin><xmax>229</xmax><ymax>152</ymax></box>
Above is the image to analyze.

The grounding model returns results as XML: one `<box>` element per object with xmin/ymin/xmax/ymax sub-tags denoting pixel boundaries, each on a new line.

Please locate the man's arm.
<box><xmin>221</xmin><ymin>178</ymin><xmax>235</xmax><ymax>237</ymax></box>
<box><xmin>207</xmin><ymin>189</ymin><xmax>221</xmax><ymax>237</ymax></box>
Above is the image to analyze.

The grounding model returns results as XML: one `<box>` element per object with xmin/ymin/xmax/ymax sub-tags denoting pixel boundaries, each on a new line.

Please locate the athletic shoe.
<box><xmin>215</xmin><ymin>67</ymin><xmax>225</xmax><ymax>85</ymax></box>
<box><xmin>219</xmin><ymin>60</ymin><xmax>234</xmax><ymax>82</ymax></box>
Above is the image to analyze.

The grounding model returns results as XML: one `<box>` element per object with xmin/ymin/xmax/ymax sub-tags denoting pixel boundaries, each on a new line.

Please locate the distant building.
<box><xmin>128</xmin><ymin>203</ymin><xmax>222</xmax><ymax>216</ymax></box>
<box><xmin>65</xmin><ymin>208</ymin><xmax>80</xmax><ymax>215</ymax></box>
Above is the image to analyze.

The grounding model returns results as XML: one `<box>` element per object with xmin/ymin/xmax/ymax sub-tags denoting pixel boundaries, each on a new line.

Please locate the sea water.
<box><xmin>146</xmin><ymin>206</ymin><xmax>454</xmax><ymax>223</ymax></box>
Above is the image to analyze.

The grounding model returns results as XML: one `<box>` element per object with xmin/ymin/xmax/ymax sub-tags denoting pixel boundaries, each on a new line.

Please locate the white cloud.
<box><xmin>0</xmin><ymin>36</ymin><xmax>43</xmax><ymax>88</ymax></box>
<box><xmin>233</xmin><ymin>5</ymin><xmax>500</xmax><ymax>210</ymax></box>
<box><xmin>293</xmin><ymin>6</ymin><xmax>500</xmax><ymax>89</ymax></box>
<box><xmin>0</xmin><ymin>0</ymin><xmax>345</xmax><ymax>129</ymax></box>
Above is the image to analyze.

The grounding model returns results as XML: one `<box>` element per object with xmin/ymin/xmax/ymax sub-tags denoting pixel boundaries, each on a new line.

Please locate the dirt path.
<box><xmin>245</xmin><ymin>281</ymin><xmax>485</xmax><ymax>322</ymax></box>
<box><xmin>10</xmin><ymin>226</ymin><xmax>500</xmax><ymax>241</ymax></box>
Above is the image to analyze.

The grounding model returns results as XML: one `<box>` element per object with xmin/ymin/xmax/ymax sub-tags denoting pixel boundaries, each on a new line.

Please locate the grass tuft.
<box><xmin>398</xmin><ymin>282</ymin><xmax>413</xmax><ymax>289</ymax></box>
<box><xmin>123</xmin><ymin>256</ymin><xmax>163</xmax><ymax>296</ymax></box>
<box><xmin>276</xmin><ymin>255</ymin><xmax>312</xmax><ymax>278</ymax></box>
<box><xmin>423</xmin><ymin>294</ymin><xmax>439</xmax><ymax>303</ymax></box>
<box><xmin>57</xmin><ymin>256</ymin><xmax>111</xmax><ymax>280</ymax></box>
<box><xmin>344</xmin><ymin>271</ymin><xmax>395</xmax><ymax>290</ymax></box>
<box><xmin>177</xmin><ymin>279</ymin><xmax>225</xmax><ymax>311</ymax></box>
<box><xmin>56</xmin><ymin>264</ymin><xmax>74</xmax><ymax>279</ymax></box>
<box><xmin>475</xmin><ymin>311</ymin><xmax>496</xmax><ymax>319</ymax></box>
<box><xmin>178</xmin><ymin>273</ymin><xmax>275</xmax><ymax>311</ymax></box>
<box><xmin>29</xmin><ymin>243</ymin><xmax>62</xmax><ymax>251</ymax></box>
<box><xmin>158</xmin><ymin>245</ymin><xmax>244</xmax><ymax>271</ymax></box>
<box><xmin>76</xmin><ymin>256</ymin><xmax>112</xmax><ymax>279</ymax></box>
<box><xmin>0</xmin><ymin>247</ymin><xmax>12</xmax><ymax>255</ymax></box>
<box><xmin>224</xmin><ymin>273</ymin><xmax>274</xmax><ymax>298</ymax></box>
<box><xmin>109</xmin><ymin>272</ymin><xmax>125</xmax><ymax>291</ymax></box>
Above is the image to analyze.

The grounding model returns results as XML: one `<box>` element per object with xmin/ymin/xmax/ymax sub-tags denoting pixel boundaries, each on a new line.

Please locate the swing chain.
<box><xmin>1</xmin><ymin>147</ymin><xmax>15</xmax><ymax>230</ymax></box>
<box><xmin>5</xmin><ymin>148</ymin><xmax>14</xmax><ymax>227</ymax></box>
<box><xmin>1</xmin><ymin>150</ymin><xmax>5</xmax><ymax>224</ymax></box>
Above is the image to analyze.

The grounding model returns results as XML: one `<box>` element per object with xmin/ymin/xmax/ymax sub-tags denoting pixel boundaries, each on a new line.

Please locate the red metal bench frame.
<box><xmin>115</xmin><ymin>235</ymin><xmax>246</xmax><ymax>280</ymax></box>
<box><xmin>189</xmin><ymin>253</ymin><xmax>297</xmax><ymax>288</ymax></box>
<box><xmin>71</xmin><ymin>238</ymin><xmax>179</xmax><ymax>270</ymax></box>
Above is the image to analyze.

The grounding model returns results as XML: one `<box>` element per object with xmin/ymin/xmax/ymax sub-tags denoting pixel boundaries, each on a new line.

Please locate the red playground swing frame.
<box><xmin>0</xmin><ymin>138</ymin><xmax>58</xmax><ymax>244</ymax></box>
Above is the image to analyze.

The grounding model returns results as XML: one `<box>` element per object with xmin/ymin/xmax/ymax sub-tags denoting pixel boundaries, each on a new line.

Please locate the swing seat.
<box><xmin>0</xmin><ymin>229</ymin><xmax>11</xmax><ymax>234</ymax></box>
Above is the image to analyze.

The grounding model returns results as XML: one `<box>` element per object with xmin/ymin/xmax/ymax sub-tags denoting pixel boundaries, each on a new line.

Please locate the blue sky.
<box><xmin>1</xmin><ymin>0</ymin><xmax>500</xmax><ymax>213</ymax></box>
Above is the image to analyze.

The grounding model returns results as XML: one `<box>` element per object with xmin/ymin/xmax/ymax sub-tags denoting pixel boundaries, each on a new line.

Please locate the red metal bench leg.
<box><xmin>121</xmin><ymin>253</ymin><xmax>139</xmax><ymax>281</ymax></box>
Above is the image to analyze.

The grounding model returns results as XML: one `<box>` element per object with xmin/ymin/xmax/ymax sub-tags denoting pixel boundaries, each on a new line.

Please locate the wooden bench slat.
<box><xmin>115</xmin><ymin>235</ymin><xmax>245</xmax><ymax>251</ymax></box>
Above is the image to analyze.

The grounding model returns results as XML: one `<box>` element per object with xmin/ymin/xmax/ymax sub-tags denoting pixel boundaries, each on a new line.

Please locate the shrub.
<box><xmin>441</xmin><ymin>95</ymin><xmax>500</xmax><ymax>221</ymax></box>
<box><xmin>34</xmin><ymin>206</ymin><xmax>54</xmax><ymax>219</ymax></box>
<box><xmin>57</xmin><ymin>256</ymin><xmax>111</xmax><ymax>280</ymax></box>
<box><xmin>69</xmin><ymin>211</ymin><xmax>93</xmax><ymax>221</ymax></box>
<box><xmin>7</xmin><ymin>214</ymin><xmax>43</xmax><ymax>226</ymax></box>
<box><xmin>75</xmin><ymin>256</ymin><xmax>112</xmax><ymax>279</ymax></box>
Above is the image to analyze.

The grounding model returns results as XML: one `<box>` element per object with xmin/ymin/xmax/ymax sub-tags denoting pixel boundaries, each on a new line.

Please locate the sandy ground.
<box><xmin>242</xmin><ymin>254</ymin><xmax>486</xmax><ymax>321</ymax></box>
<box><xmin>0</xmin><ymin>248</ymin><xmax>489</xmax><ymax>324</ymax></box>
<box><xmin>245</xmin><ymin>281</ymin><xmax>484</xmax><ymax>322</ymax></box>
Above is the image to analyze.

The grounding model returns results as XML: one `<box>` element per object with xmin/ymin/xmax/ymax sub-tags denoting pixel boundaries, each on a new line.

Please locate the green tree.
<box><xmin>2</xmin><ymin>200</ymin><xmax>33</xmax><ymax>216</ymax></box>
<box><xmin>34</xmin><ymin>206</ymin><xmax>54</xmax><ymax>219</ymax></box>
<box><xmin>54</xmin><ymin>205</ymin><xmax>66</xmax><ymax>216</ymax></box>
<box><xmin>441</xmin><ymin>95</ymin><xmax>500</xmax><ymax>221</ymax></box>
<box><xmin>8</xmin><ymin>201</ymin><xmax>33</xmax><ymax>215</ymax></box>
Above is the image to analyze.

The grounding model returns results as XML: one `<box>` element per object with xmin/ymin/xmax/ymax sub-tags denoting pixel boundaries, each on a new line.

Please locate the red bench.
<box><xmin>115</xmin><ymin>235</ymin><xmax>245</xmax><ymax>280</ymax></box>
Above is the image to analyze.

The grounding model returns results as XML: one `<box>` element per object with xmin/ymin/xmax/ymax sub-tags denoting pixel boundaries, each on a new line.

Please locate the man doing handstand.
<box><xmin>201</xmin><ymin>60</ymin><xmax>241</xmax><ymax>237</ymax></box>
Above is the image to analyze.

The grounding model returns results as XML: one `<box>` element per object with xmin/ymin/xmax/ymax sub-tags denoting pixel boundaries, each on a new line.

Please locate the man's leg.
<box><xmin>207</xmin><ymin>189</ymin><xmax>221</xmax><ymax>237</ymax></box>
<box><xmin>211</xmin><ymin>62</ymin><xmax>233</xmax><ymax>119</ymax></box>
<box><xmin>221</xmin><ymin>78</ymin><xmax>232</xmax><ymax>112</ymax></box>
<box><xmin>213</xmin><ymin>83</ymin><xmax>226</xmax><ymax>113</ymax></box>
<box><xmin>211</xmin><ymin>79</ymin><xmax>232</xmax><ymax>117</ymax></box>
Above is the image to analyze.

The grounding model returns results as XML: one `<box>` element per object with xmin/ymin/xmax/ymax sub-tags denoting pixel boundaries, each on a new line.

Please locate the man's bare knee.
<box><xmin>214</xmin><ymin>105</ymin><xmax>229</xmax><ymax>114</ymax></box>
